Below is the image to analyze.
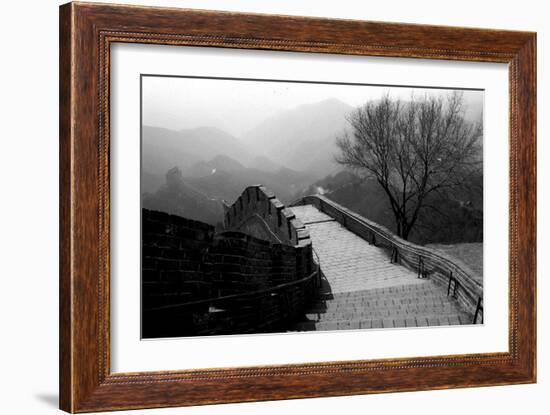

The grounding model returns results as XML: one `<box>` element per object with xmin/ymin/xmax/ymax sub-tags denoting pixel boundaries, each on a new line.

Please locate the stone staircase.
<box><xmin>293</xmin><ymin>280</ymin><xmax>473</xmax><ymax>331</ymax></box>
<box><xmin>288</xmin><ymin>203</ymin><xmax>476</xmax><ymax>332</ymax></box>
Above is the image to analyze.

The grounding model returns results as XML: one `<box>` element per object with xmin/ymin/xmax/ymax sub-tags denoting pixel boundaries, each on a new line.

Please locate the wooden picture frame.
<box><xmin>59</xmin><ymin>2</ymin><xmax>536</xmax><ymax>412</ymax></box>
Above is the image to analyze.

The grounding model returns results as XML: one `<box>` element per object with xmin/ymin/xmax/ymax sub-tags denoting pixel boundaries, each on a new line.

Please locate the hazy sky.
<box><xmin>142</xmin><ymin>76</ymin><xmax>484</xmax><ymax>137</ymax></box>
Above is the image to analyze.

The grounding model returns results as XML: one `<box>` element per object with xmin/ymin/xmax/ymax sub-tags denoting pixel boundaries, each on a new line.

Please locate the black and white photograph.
<box><xmin>141</xmin><ymin>75</ymin><xmax>484</xmax><ymax>339</ymax></box>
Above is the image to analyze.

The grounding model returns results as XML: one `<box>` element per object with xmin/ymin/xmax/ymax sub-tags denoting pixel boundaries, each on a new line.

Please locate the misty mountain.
<box><xmin>188</xmin><ymin>154</ymin><xmax>245</xmax><ymax>177</ymax></box>
<box><xmin>142</xmin><ymin>170</ymin><xmax>164</xmax><ymax>194</ymax></box>
<box><xmin>241</xmin><ymin>98</ymin><xmax>354</xmax><ymax>176</ymax></box>
<box><xmin>186</xmin><ymin>159</ymin><xmax>316</xmax><ymax>205</ymax></box>
<box><xmin>143</xmin><ymin>152</ymin><xmax>318</xmax><ymax>225</ymax></box>
<box><xmin>142</xmin><ymin>167</ymin><xmax>224</xmax><ymax>226</ymax></box>
<box><xmin>142</xmin><ymin>126</ymin><xmax>253</xmax><ymax>176</ymax></box>
<box><xmin>248</xmin><ymin>155</ymin><xmax>281</xmax><ymax>173</ymax></box>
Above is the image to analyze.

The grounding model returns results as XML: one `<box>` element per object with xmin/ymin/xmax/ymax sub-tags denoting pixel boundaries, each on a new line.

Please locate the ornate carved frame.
<box><xmin>59</xmin><ymin>2</ymin><xmax>536</xmax><ymax>412</ymax></box>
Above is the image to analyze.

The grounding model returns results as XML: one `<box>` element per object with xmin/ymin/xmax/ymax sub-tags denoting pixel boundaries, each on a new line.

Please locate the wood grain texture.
<box><xmin>59</xmin><ymin>3</ymin><xmax>73</xmax><ymax>412</ymax></box>
<box><xmin>59</xmin><ymin>2</ymin><xmax>537</xmax><ymax>413</ymax></box>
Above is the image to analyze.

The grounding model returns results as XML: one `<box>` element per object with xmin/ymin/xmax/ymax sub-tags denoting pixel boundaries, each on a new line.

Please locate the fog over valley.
<box><xmin>142</xmin><ymin>77</ymin><xmax>483</xmax><ymax>244</ymax></box>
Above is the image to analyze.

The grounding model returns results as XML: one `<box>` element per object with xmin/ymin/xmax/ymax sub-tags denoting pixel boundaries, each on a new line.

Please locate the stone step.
<box><xmin>323</xmin><ymin>282</ymin><xmax>435</xmax><ymax>294</ymax></box>
<box><xmin>304</xmin><ymin>306</ymin><xmax>464</xmax><ymax>321</ymax></box>
<box><xmin>312</xmin><ymin>286</ymin><xmax>453</xmax><ymax>302</ymax></box>
<box><xmin>307</xmin><ymin>305</ymin><xmax>455</xmax><ymax>316</ymax></box>
<box><xmin>312</xmin><ymin>293</ymin><xmax>451</xmax><ymax>306</ymax></box>
<box><xmin>293</xmin><ymin>313</ymin><xmax>473</xmax><ymax>331</ymax></box>
<box><xmin>289</xmin><ymin>204</ymin><xmax>475</xmax><ymax>332</ymax></box>
<box><xmin>319</xmin><ymin>285</ymin><xmax>448</xmax><ymax>301</ymax></box>
<box><xmin>307</xmin><ymin>296</ymin><xmax>455</xmax><ymax>312</ymax></box>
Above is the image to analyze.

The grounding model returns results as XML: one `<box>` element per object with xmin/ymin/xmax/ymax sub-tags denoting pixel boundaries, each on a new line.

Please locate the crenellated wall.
<box><xmin>142</xmin><ymin>207</ymin><xmax>317</xmax><ymax>338</ymax></box>
<box><xmin>224</xmin><ymin>185</ymin><xmax>311</xmax><ymax>247</ymax></box>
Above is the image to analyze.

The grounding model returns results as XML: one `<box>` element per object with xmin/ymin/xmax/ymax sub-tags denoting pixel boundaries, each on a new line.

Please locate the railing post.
<box><xmin>447</xmin><ymin>271</ymin><xmax>453</xmax><ymax>296</ymax></box>
<box><xmin>473</xmin><ymin>296</ymin><xmax>483</xmax><ymax>324</ymax></box>
<box><xmin>447</xmin><ymin>271</ymin><xmax>458</xmax><ymax>298</ymax></box>
<box><xmin>417</xmin><ymin>255</ymin><xmax>425</xmax><ymax>279</ymax></box>
<box><xmin>390</xmin><ymin>245</ymin><xmax>399</xmax><ymax>264</ymax></box>
<box><xmin>453</xmin><ymin>280</ymin><xmax>458</xmax><ymax>297</ymax></box>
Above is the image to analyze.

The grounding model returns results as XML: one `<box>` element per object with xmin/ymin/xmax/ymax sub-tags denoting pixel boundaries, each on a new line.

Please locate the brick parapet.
<box><xmin>224</xmin><ymin>185</ymin><xmax>311</xmax><ymax>248</ymax></box>
<box><xmin>142</xmin><ymin>208</ymin><xmax>317</xmax><ymax>337</ymax></box>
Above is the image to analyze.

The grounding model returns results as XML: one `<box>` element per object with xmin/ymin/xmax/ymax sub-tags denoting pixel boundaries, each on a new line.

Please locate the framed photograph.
<box><xmin>59</xmin><ymin>2</ymin><xmax>536</xmax><ymax>412</ymax></box>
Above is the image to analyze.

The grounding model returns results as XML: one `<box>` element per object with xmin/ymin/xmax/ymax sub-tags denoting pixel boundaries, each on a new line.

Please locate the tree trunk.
<box><xmin>401</xmin><ymin>226</ymin><xmax>410</xmax><ymax>241</ymax></box>
<box><xmin>393</xmin><ymin>215</ymin><xmax>410</xmax><ymax>240</ymax></box>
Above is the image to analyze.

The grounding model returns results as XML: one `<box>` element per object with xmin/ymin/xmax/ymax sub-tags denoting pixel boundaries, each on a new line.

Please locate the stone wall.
<box><xmin>142</xmin><ymin>209</ymin><xmax>215</xmax><ymax>311</ymax></box>
<box><xmin>224</xmin><ymin>185</ymin><xmax>311</xmax><ymax>247</ymax></box>
<box><xmin>142</xmin><ymin>208</ymin><xmax>316</xmax><ymax>338</ymax></box>
<box><xmin>204</xmin><ymin>231</ymin><xmax>313</xmax><ymax>295</ymax></box>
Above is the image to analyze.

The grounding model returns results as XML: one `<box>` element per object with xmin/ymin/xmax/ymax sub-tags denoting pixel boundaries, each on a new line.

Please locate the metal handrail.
<box><xmin>473</xmin><ymin>296</ymin><xmax>484</xmax><ymax>324</ymax></box>
<box><xmin>299</xmin><ymin>195</ymin><xmax>481</xmax><ymax>282</ymax></box>
<box><xmin>447</xmin><ymin>272</ymin><xmax>459</xmax><ymax>297</ymax></box>
<box><xmin>300</xmin><ymin>195</ymin><xmax>481</xmax><ymax>285</ymax></box>
<box><xmin>294</xmin><ymin>194</ymin><xmax>483</xmax><ymax>322</ymax></box>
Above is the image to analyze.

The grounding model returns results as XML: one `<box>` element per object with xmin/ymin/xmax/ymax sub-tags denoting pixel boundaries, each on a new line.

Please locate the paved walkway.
<box><xmin>291</xmin><ymin>205</ymin><xmax>425</xmax><ymax>294</ymax></box>
<box><xmin>290</xmin><ymin>204</ymin><xmax>472</xmax><ymax>331</ymax></box>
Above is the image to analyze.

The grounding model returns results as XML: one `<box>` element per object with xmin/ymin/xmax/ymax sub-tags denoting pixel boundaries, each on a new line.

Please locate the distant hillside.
<box><xmin>143</xmin><ymin>153</ymin><xmax>318</xmax><ymax>224</ymax></box>
<box><xmin>141</xmin><ymin>170</ymin><xmax>164</xmax><ymax>194</ymax></box>
<box><xmin>188</xmin><ymin>154</ymin><xmax>245</xmax><ymax>177</ymax></box>
<box><xmin>186</xmin><ymin>156</ymin><xmax>316</xmax><ymax>204</ymax></box>
<box><xmin>248</xmin><ymin>155</ymin><xmax>281</xmax><ymax>173</ymax></box>
<box><xmin>425</xmin><ymin>243</ymin><xmax>483</xmax><ymax>282</ymax></box>
<box><xmin>295</xmin><ymin>170</ymin><xmax>483</xmax><ymax>245</ymax></box>
<box><xmin>142</xmin><ymin>167</ymin><xmax>224</xmax><ymax>226</ymax></box>
<box><xmin>142</xmin><ymin>126</ymin><xmax>252</xmax><ymax>176</ymax></box>
<box><xmin>241</xmin><ymin>98</ymin><xmax>353</xmax><ymax>176</ymax></box>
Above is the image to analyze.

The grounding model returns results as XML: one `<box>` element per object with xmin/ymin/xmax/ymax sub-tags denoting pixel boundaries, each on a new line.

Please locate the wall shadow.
<box><xmin>34</xmin><ymin>393</ymin><xmax>58</xmax><ymax>408</ymax></box>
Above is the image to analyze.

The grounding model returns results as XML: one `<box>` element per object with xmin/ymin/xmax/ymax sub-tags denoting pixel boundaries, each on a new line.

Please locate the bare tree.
<box><xmin>335</xmin><ymin>92</ymin><xmax>482</xmax><ymax>240</ymax></box>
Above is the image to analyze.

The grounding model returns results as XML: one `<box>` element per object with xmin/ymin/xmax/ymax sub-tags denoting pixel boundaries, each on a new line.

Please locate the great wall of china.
<box><xmin>142</xmin><ymin>185</ymin><xmax>483</xmax><ymax>337</ymax></box>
